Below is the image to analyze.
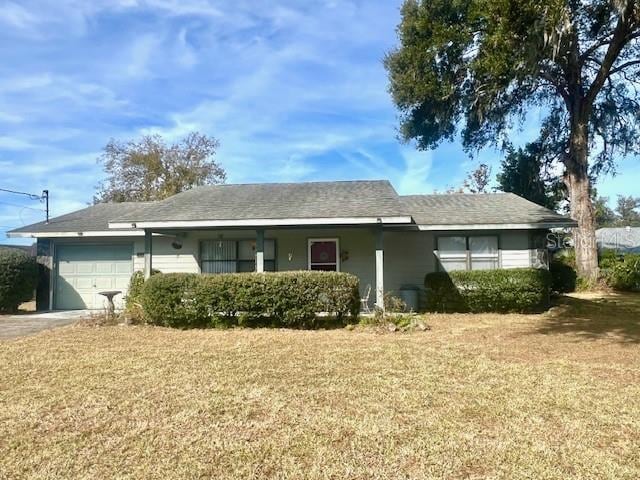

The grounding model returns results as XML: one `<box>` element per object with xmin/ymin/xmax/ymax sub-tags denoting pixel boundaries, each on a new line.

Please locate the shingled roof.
<box><xmin>8</xmin><ymin>181</ymin><xmax>577</xmax><ymax>236</ymax></box>
<box><xmin>8</xmin><ymin>202</ymin><xmax>152</xmax><ymax>235</ymax></box>
<box><xmin>109</xmin><ymin>180</ymin><xmax>411</xmax><ymax>227</ymax></box>
<box><xmin>401</xmin><ymin>193</ymin><xmax>576</xmax><ymax>228</ymax></box>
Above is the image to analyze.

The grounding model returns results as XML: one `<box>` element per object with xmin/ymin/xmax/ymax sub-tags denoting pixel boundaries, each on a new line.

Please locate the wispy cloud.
<box><xmin>123</xmin><ymin>34</ymin><xmax>161</xmax><ymax>78</ymax></box>
<box><xmin>0</xmin><ymin>2</ymin><xmax>39</xmax><ymax>30</ymax></box>
<box><xmin>0</xmin><ymin>136</ymin><xmax>34</xmax><ymax>150</ymax></box>
<box><xmin>396</xmin><ymin>149</ymin><xmax>434</xmax><ymax>195</ymax></box>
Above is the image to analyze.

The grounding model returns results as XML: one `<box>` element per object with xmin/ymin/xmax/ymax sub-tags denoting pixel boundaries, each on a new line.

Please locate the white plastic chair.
<box><xmin>360</xmin><ymin>284</ymin><xmax>372</xmax><ymax>314</ymax></box>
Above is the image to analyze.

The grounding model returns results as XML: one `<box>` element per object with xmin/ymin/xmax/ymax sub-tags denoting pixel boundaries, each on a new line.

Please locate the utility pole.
<box><xmin>42</xmin><ymin>190</ymin><xmax>49</xmax><ymax>223</ymax></box>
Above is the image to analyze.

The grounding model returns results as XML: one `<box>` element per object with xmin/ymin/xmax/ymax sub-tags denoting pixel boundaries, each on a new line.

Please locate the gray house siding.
<box><xmin>383</xmin><ymin>231</ymin><xmax>436</xmax><ymax>295</ymax></box>
<box><xmin>274</xmin><ymin>228</ymin><xmax>376</xmax><ymax>287</ymax></box>
<box><xmin>43</xmin><ymin>228</ymin><xmax>540</xmax><ymax>311</ymax></box>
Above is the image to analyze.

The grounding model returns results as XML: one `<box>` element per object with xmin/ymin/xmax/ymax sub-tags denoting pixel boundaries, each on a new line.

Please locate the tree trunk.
<box><xmin>564</xmin><ymin>117</ymin><xmax>599</xmax><ymax>281</ymax></box>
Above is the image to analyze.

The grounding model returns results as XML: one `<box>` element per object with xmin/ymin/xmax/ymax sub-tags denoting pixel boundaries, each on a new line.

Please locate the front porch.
<box><xmin>141</xmin><ymin>226</ymin><xmax>390</xmax><ymax>309</ymax></box>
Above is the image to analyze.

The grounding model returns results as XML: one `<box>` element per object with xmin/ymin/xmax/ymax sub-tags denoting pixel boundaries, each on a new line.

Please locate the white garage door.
<box><xmin>55</xmin><ymin>244</ymin><xmax>133</xmax><ymax>310</ymax></box>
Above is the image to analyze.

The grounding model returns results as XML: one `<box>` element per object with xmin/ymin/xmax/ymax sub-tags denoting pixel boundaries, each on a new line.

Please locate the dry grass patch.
<box><xmin>1</xmin><ymin>293</ymin><xmax>639</xmax><ymax>479</ymax></box>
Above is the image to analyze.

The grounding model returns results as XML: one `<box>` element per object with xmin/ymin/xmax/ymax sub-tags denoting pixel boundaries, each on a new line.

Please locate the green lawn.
<box><xmin>1</xmin><ymin>293</ymin><xmax>639</xmax><ymax>479</ymax></box>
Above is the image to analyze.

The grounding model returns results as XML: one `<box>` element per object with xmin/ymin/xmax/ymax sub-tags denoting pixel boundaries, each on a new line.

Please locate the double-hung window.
<box><xmin>437</xmin><ymin>236</ymin><xmax>468</xmax><ymax>272</ymax></box>
<box><xmin>200</xmin><ymin>239</ymin><xmax>276</xmax><ymax>273</ymax></box>
<box><xmin>437</xmin><ymin>235</ymin><xmax>499</xmax><ymax>271</ymax></box>
<box><xmin>469</xmin><ymin>236</ymin><xmax>499</xmax><ymax>270</ymax></box>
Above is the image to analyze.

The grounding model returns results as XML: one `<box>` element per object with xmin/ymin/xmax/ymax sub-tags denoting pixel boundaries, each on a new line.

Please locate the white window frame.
<box><xmin>436</xmin><ymin>235</ymin><xmax>500</xmax><ymax>271</ymax></box>
<box><xmin>308</xmin><ymin>238</ymin><xmax>340</xmax><ymax>272</ymax></box>
<box><xmin>436</xmin><ymin>236</ymin><xmax>468</xmax><ymax>271</ymax></box>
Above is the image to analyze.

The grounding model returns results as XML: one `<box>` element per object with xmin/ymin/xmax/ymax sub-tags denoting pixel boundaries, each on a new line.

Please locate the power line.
<box><xmin>0</xmin><ymin>187</ymin><xmax>42</xmax><ymax>200</ymax></box>
<box><xmin>0</xmin><ymin>187</ymin><xmax>50</xmax><ymax>223</ymax></box>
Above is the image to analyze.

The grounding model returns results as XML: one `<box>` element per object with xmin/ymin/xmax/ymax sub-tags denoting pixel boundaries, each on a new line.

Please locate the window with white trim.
<box><xmin>437</xmin><ymin>236</ymin><xmax>468</xmax><ymax>272</ymax></box>
<box><xmin>437</xmin><ymin>235</ymin><xmax>499</xmax><ymax>271</ymax></box>
<box><xmin>308</xmin><ymin>238</ymin><xmax>340</xmax><ymax>271</ymax></box>
<box><xmin>200</xmin><ymin>239</ymin><xmax>275</xmax><ymax>273</ymax></box>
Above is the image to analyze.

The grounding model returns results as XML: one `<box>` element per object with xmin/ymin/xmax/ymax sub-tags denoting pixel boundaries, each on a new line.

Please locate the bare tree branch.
<box><xmin>609</xmin><ymin>58</ymin><xmax>640</xmax><ymax>75</ymax></box>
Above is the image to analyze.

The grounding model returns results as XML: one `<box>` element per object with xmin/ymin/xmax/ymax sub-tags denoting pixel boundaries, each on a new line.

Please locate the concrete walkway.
<box><xmin>0</xmin><ymin>310</ymin><xmax>90</xmax><ymax>340</ymax></box>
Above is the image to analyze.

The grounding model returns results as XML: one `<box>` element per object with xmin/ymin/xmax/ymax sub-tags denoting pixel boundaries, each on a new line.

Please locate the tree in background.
<box><xmin>593</xmin><ymin>195</ymin><xmax>617</xmax><ymax>227</ymax></box>
<box><xmin>615</xmin><ymin>195</ymin><xmax>640</xmax><ymax>226</ymax></box>
<box><xmin>589</xmin><ymin>194</ymin><xmax>640</xmax><ymax>227</ymax></box>
<box><xmin>463</xmin><ymin>163</ymin><xmax>492</xmax><ymax>193</ymax></box>
<box><xmin>496</xmin><ymin>141</ymin><xmax>564</xmax><ymax>210</ymax></box>
<box><xmin>94</xmin><ymin>132</ymin><xmax>225</xmax><ymax>203</ymax></box>
<box><xmin>385</xmin><ymin>0</ymin><xmax>640</xmax><ymax>280</ymax></box>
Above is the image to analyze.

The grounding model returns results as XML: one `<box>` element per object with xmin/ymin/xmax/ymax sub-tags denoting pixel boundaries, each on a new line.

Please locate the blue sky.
<box><xmin>1</xmin><ymin>0</ymin><xmax>639</xmax><ymax>244</ymax></box>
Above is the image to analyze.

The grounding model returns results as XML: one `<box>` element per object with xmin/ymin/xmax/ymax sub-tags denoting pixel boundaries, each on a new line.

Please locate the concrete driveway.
<box><xmin>0</xmin><ymin>311</ymin><xmax>90</xmax><ymax>340</ymax></box>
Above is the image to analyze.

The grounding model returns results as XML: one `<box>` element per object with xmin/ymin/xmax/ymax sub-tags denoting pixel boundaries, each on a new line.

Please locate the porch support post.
<box><xmin>256</xmin><ymin>229</ymin><xmax>265</xmax><ymax>273</ymax></box>
<box><xmin>375</xmin><ymin>226</ymin><xmax>384</xmax><ymax>310</ymax></box>
<box><xmin>144</xmin><ymin>229</ymin><xmax>153</xmax><ymax>279</ymax></box>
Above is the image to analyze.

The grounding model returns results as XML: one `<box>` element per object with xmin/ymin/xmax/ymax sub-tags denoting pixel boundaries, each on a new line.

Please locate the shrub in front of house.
<box><xmin>139</xmin><ymin>273</ymin><xmax>203</xmax><ymax>328</ymax></box>
<box><xmin>0</xmin><ymin>249</ymin><xmax>38</xmax><ymax>312</ymax></box>
<box><xmin>126</xmin><ymin>271</ymin><xmax>145</xmax><ymax>311</ymax></box>
<box><xmin>139</xmin><ymin>271</ymin><xmax>360</xmax><ymax>329</ymax></box>
<box><xmin>424</xmin><ymin>268</ymin><xmax>551</xmax><ymax>313</ymax></box>
<box><xmin>124</xmin><ymin>269</ymin><xmax>161</xmax><ymax>322</ymax></box>
<box><xmin>600</xmin><ymin>253</ymin><xmax>640</xmax><ymax>292</ymax></box>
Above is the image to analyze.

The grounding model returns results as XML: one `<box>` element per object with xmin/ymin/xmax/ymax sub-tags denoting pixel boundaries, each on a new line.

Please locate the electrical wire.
<box><xmin>0</xmin><ymin>187</ymin><xmax>42</xmax><ymax>200</ymax></box>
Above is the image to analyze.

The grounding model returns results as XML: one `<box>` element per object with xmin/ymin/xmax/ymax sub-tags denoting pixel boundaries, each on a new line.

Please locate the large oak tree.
<box><xmin>385</xmin><ymin>0</ymin><xmax>640</xmax><ymax>280</ymax></box>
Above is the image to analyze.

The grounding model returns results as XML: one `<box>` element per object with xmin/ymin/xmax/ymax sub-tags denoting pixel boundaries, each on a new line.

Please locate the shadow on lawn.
<box><xmin>535</xmin><ymin>293</ymin><xmax>640</xmax><ymax>344</ymax></box>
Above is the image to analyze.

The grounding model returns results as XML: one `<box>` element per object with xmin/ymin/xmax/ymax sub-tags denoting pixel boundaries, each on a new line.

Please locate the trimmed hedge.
<box><xmin>424</xmin><ymin>268</ymin><xmax>551</xmax><ymax>313</ymax></box>
<box><xmin>124</xmin><ymin>269</ymin><xmax>161</xmax><ymax>323</ymax></box>
<box><xmin>140</xmin><ymin>271</ymin><xmax>360</xmax><ymax>328</ymax></box>
<box><xmin>125</xmin><ymin>270</ymin><xmax>145</xmax><ymax>311</ymax></box>
<box><xmin>125</xmin><ymin>269</ymin><xmax>161</xmax><ymax>310</ymax></box>
<box><xmin>0</xmin><ymin>249</ymin><xmax>38</xmax><ymax>312</ymax></box>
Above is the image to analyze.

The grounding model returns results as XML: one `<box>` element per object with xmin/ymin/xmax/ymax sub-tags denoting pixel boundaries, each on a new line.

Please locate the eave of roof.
<box><xmin>416</xmin><ymin>221</ymin><xmax>577</xmax><ymax>230</ymax></box>
<box><xmin>7</xmin><ymin>230</ymin><xmax>145</xmax><ymax>238</ymax></box>
<box><xmin>108</xmin><ymin>216</ymin><xmax>413</xmax><ymax>229</ymax></box>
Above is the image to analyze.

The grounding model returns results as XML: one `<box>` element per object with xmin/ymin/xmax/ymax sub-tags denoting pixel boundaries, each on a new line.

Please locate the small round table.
<box><xmin>98</xmin><ymin>290</ymin><xmax>122</xmax><ymax>319</ymax></box>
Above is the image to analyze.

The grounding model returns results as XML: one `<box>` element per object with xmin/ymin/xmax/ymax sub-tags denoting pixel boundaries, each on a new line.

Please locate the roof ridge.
<box><xmin>94</xmin><ymin>200</ymin><xmax>157</xmax><ymax>205</ymax></box>
<box><xmin>190</xmin><ymin>179</ymin><xmax>391</xmax><ymax>188</ymax></box>
<box><xmin>401</xmin><ymin>192</ymin><xmax>514</xmax><ymax>198</ymax></box>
